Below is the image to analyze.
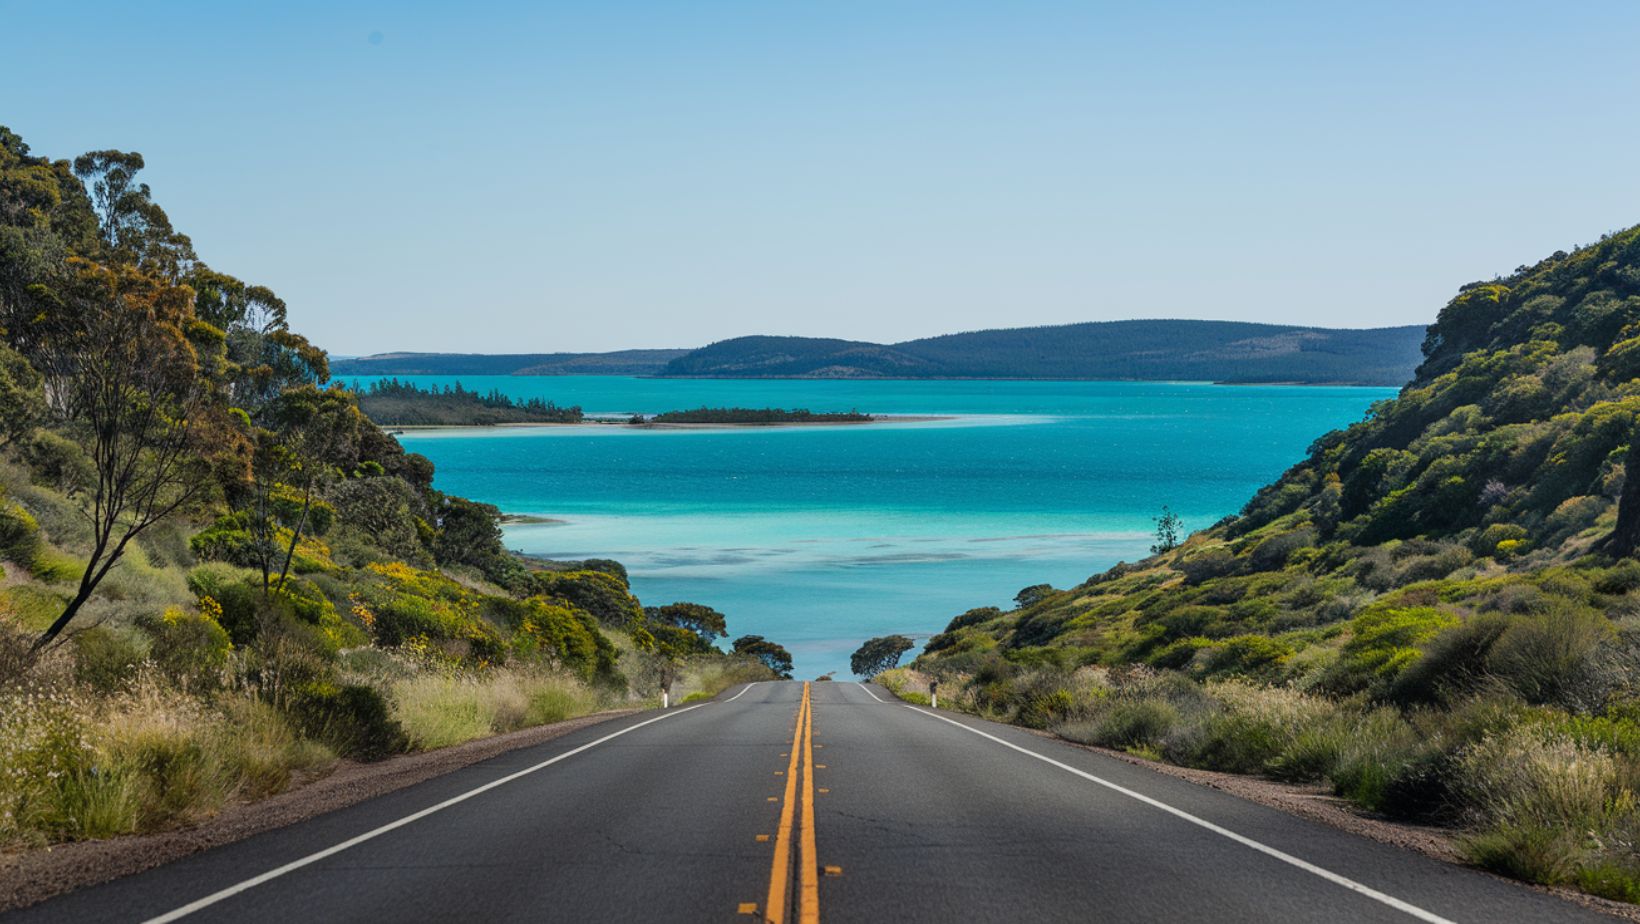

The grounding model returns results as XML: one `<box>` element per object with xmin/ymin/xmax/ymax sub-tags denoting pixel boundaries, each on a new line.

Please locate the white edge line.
<box><xmin>904</xmin><ymin>706</ymin><xmax>1456</xmax><ymax>924</ymax></box>
<box><xmin>857</xmin><ymin>682</ymin><xmax>886</xmax><ymax>703</ymax></box>
<box><xmin>142</xmin><ymin>704</ymin><xmax>708</xmax><ymax>924</ymax></box>
<box><xmin>722</xmin><ymin>681</ymin><xmax>760</xmax><ymax>703</ymax></box>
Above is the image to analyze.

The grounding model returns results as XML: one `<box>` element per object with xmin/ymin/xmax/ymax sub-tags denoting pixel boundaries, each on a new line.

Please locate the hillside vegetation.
<box><xmin>662</xmin><ymin>321</ymin><xmax>1425</xmax><ymax>385</ymax></box>
<box><xmin>0</xmin><ymin>127</ymin><xmax>781</xmax><ymax>851</ymax></box>
<box><xmin>912</xmin><ymin>225</ymin><xmax>1640</xmax><ymax>903</ymax></box>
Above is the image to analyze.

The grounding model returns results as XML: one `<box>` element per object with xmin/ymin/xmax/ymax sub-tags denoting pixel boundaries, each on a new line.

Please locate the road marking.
<box><xmin>738</xmin><ymin>902</ymin><xmax>760</xmax><ymax>915</ymax></box>
<box><xmin>905</xmin><ymin>707</ymin><xmax>1456</xmax><ymax>924</ymax></box>
<box><xmin>141</xmin><ymin>704</ymin><xmax>709</xmax><ymax>924</ymax></box>
<box><xmin>764</xmin><ymin>684</ymin><xmax>809</xmax><ymax>924</ymax></box>
<box><xmin>799</xmin><ymin>682</ymin><xmax>819</xmax><ymax>924</ymax></box>
<box><xmin>724</xmin><ymin>682</ymin><xmax>761</xmax><ymax>703</ymax></box>
<box><xmin>856</xmin><ymin>682</ymin><xmax>885</xmax><ymax>703</ymax></box>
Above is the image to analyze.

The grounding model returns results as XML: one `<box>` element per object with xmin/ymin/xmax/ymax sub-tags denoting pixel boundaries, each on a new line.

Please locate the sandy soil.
<box><xmin>0</xmin><ymin>709</ymin><xmax>636</xmax><ymax>914</ymax></box>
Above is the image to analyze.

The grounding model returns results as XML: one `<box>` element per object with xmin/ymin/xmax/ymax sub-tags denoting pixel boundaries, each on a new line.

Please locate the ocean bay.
<box><xmin>384</xmin><ymin>376</ymin><xmax>1392</xmax><ymax>676</ymax></box>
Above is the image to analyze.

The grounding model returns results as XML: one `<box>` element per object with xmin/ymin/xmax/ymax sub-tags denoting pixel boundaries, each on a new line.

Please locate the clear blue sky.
<box><xmin>6</xmin><ymin>1</ymin><xmax>1639</xmax><ymax>355</ymax></box>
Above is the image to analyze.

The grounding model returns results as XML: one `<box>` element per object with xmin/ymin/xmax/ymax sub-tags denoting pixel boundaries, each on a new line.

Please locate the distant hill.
<box><xmin>330</xmin><ymin>321</ymin><xmax>1426</xmax><ymax>386</ymax></box>
<box><xmin>330</xmin><ymin>349</ymin><xmax>688</xmax><ymax>377</ymax></box>
<box><xmin>661</xmin><ymin>321</ymin><xmax>1427</xmax><ymax>385</ymax></box>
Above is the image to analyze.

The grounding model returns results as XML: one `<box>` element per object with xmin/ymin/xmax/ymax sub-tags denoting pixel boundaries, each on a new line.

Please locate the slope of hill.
<box><xmin>663</xmin><ymin>321</ymin><xmax>1426</xmax><ymax>385</ymax></box>
<box><xmin>906</xmin><ymin>226</ymin><xmax>1640</xmax><ymax>903</ymax></box>
<box><xmin>330</xmin><ymin>349</ymin><xmax>688</xmax><ymax>377</ymax></box>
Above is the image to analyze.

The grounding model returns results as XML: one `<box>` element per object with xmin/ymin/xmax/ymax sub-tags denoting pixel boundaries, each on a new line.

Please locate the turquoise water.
<box><xmin>380</xmin><ymin>376</ymin><xmax>1392</xmax><ymax>677</ymax></box>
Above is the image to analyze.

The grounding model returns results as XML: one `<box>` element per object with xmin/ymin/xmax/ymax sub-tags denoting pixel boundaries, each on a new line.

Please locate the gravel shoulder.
<box><xmin>0</xmin><ymin>709</ymin><xmax>637</xmax><ymax>914</ymax></box>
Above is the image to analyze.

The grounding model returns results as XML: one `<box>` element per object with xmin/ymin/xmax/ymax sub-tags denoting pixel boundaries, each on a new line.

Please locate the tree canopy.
<box><xmin>850</xmin><ymin>635</ymin><xmax>914</xmax><ymax>677</ymax></box>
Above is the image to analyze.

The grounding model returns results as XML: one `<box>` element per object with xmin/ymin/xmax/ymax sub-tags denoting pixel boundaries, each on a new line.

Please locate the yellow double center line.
<box><xmin>764</xmin><ymin>682</ymin><xmax>819</xmax><ymax>924</ymax></box>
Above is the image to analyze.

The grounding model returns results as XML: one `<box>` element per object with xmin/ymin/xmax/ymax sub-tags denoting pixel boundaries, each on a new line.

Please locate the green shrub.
<box><xmin>72</xmin><ymin>627</ymin><xmax>148</xmax><ymax>693</ymax></box>
<box><xmin>1390</xmin><ymin>614</ymin><xmax>1510</xmax><ymax>705</ymax></box>
<box><xmin>46</xmin><ymin>768</ymin><xmax>143</xmax><ymax>839</ymax></box>
<box><xmin>1089</xmin><ymin>699</ymin><xmax>1178</xmax><ymax>749</ymax></box>
<box><xmin>1328</xmin><ymin>606</ymin><xmax>1458</xmax><ymax>692</ymax></box>
<box><xmin>1199</xmin><ymin>635</ymin><xmax>1291</xmax><ymax>680</ymax></box>
<box><xmin>0</xmin><ymin>499</ymin><xmax>42</xmax><ymax>568</ymax></box>
<box><xmin>22</xmin><ymin>430</ymin><xmax>93</xmax><ymax>495</ymax></box>
<box><xmin>1484</xmin><ymin>604</ymin><xmax>1614</xmax><ymax>710</ymax></box>
<box><xmin>141</xmin><ymin>606</ymin><xmax>233</xmax><ymax>692</ymax></box>
<box><xmin>1453</xmin><ymin>727</ymin><xmax>1627</xmax><ymax>886</ymax></box>
<box><xmin>287</xmin><ymin>682</ymin><xmax>406</xmax><ymax>760</ymax></box>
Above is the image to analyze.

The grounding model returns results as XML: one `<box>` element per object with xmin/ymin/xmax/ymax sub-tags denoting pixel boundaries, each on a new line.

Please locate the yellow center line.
<box><xmin>763</xmin><ymin>683</ymin><xmax>809</xmax><ymax>923</ymax></box>
<box><xmin>798</xmin><ymin>682</ymin><xmax>820</xmax><ymax>924</ymax></box>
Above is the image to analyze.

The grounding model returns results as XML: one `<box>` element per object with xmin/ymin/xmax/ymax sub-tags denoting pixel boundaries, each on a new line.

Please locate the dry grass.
<box><xmin>390</xmin><ymin>669</ymin><xmax>602</xmax><ymax>750</ymax></box>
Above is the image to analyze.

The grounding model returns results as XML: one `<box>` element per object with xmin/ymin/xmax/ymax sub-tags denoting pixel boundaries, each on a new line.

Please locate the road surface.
<box><xmin>4</xmin><ymin>681</ymin><xmax>1611</xmax><ymax>923</ymax></box>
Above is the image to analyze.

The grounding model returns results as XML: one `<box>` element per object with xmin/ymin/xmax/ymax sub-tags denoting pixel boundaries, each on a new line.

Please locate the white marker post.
<box><xmin>661</xmin><ymin>689</ymin><xmax>670</xmax><ymax>709</ymax></box>
<box><xmin>930</xmin><ymin>680</ymin><xmax>938</xmax><ymax>710</ymax></box>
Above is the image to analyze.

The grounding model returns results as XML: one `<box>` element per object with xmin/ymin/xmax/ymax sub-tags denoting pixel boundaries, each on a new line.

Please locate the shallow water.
<box><xmin>381</xmin><ymin>376</ymin><xmax>1392</xmax><ymax>677</ymax></box>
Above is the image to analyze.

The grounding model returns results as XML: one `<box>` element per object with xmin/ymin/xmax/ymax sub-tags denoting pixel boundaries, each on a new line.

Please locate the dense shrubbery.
<box><xmin>915</xmin><ymin>225</ymin><xmax>1640</xmax><ymax>905</ymax></box>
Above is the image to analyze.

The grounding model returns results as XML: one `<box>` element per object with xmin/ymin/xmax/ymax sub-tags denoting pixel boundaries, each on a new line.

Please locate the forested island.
<box><xmin>354</xmin><ymin>379</ymin><xmax>583</xmax><ymax>426</ymax></box>
<box><xmin>0</xmin><ymin>127</ymin><xmax>792</xmax><ymax>866</ymax></box>
<box><xmin>637</xmin><ymin>407</ymin><xmax>873</xmax><ymax>425</ymax></box>
<box><xmin>888</xmin><ymin>226</ymin><xmax>1640</xmax><ymax>906</ymax></box>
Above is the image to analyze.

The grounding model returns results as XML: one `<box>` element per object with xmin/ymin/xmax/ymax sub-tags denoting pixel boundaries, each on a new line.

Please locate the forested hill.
<box><xmin>663</xmin><ymin>321</ymin><xmax>1425</xmax><ymax>384</ymax></box>
<box><xmin>330</xmin><ymin>321</ymin><xmax>1424</xmax><ymax>385</ymax></box>
<box><xmin>908</xmin><ymin>225</ymin><xmax>1640</xmax><ymax>902</ymax></box>
<box><xmin>331</xmin><ymin>349</ymin><xmax>688</xmax><ymax>376</ymax></box>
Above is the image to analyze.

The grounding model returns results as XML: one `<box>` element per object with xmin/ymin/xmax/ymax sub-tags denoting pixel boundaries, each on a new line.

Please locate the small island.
<box><xmin>354</xmin><ymin>379</ymin><xmax>583</xmax><ymax>426</ymax></box>
<box><xmin>633</xmin><ymin>406</ymin><xmax>874</xmax><ymax>425</ymax></box>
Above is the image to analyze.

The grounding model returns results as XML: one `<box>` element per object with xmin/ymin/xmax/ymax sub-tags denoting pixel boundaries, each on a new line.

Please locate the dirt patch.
<box><xmin>0</xmin><ymin>709</ymin><xmax>637</xmax><ymax>914</ymax></box>
<box><xmin>1044</xmin><ymin>731</ymin><xmax>1640</xmax><ymax>921</ymax></box>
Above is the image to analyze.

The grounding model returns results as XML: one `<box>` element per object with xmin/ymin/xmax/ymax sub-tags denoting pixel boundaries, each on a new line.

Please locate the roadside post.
<box><xmin>930</xmin><ymin>680</ymin><xmax>938</xmax><ymax>710</ymax></box>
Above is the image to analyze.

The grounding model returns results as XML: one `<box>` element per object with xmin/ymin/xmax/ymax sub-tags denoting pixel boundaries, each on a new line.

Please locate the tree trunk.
<box><xmin>32</xmin><ymin>584</ymin><xmax>94</xmax><ymax>652</ymax></box>
<box><xmin>273</xmin><ymin>490</ymin><xmax>313</xmax><ymax>593</ymax></box>
<box><xmin>1606</xmin><ymin>434</ymin><xmax>1640</xmax><ymax>559</ymax></box>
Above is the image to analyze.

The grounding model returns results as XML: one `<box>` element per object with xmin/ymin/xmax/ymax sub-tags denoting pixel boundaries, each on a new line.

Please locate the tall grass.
<box><xmin>0</xmin><ymin>677</ymin><xmax>331</xmax><ymax>846</ymax></box>
<box><xmin>390</xmin><ymin>669</ymin><xmax>602</xmax><ymax>750</ymax></box>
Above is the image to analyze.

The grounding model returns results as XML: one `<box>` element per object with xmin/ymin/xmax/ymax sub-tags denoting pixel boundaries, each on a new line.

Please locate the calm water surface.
<box><xmin>376</xmin><ymin>376</ymin><xmax>1392</xmax><ymax>677</ymax></box>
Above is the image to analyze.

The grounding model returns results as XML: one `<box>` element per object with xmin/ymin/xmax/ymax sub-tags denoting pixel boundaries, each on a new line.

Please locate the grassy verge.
<box><xmin>0</xmin><ymin>675</ymin><xmax>331</xmax><ymax>845</ymax></box>
<box><xmin>389</xmin><ymin>670</ymin><xmax>604</xmax><ymax>749</ymax></box>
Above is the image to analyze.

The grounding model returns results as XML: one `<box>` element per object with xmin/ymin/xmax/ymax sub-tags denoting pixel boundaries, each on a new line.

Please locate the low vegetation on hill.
<box><xmin>0</xmin><ymin>127</ymin><xmax>782</xmax><ymax>852</ymax></box>
<box><xmin>640</xmin><ymin>407</ymin><xmax>872</xmax><ymax>425</ymax></box>
<box><xmin>354</xmin><ymin>379</ymin><xmax>583</xmax><ymax>426</ymax></box>
<box><xmin>661</xmin><ymin>321</ymin><xmax>1426</xmax><ymax>385</ymax></box>
<box><xmin>910</xmin><ymin>225</ymin><xmax>1640</xmax><ymax>904</ymax></box>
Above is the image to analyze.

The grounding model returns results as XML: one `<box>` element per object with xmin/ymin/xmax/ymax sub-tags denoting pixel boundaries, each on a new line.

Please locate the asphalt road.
<box><xmin>5</xmin><ymin>681</ymin><xmax>1612</xmax><ymax>923</ymax></box>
